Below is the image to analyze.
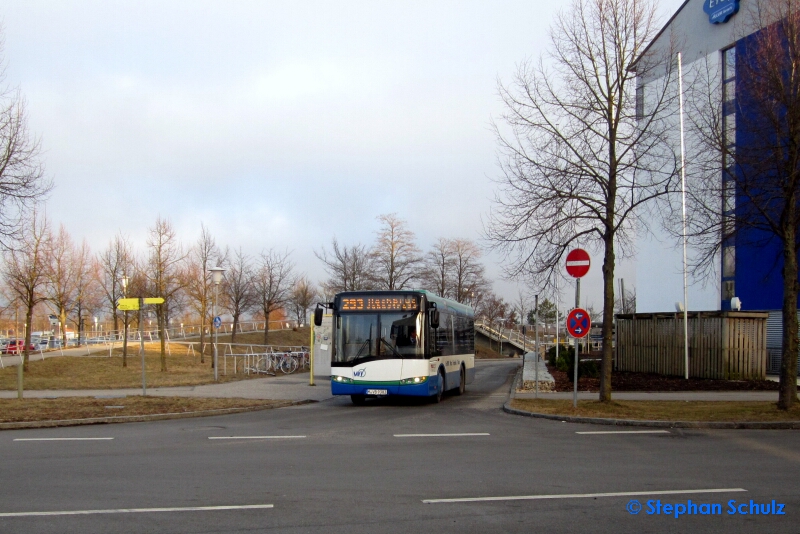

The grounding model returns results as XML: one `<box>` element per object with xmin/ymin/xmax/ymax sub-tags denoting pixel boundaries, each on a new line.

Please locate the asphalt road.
<box><xmin>1</xmin><ymin>359</ymin><xmax>798</xmax><ymax>533</ymax></box>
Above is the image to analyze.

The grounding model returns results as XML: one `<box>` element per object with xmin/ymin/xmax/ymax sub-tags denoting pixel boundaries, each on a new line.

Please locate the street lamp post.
<box><xmin>210</xmin><ymin>266</ymin><xmax>226</xmax><ymax>381</ymax></box>
<box><xmin>122</xmin><ymin>276</ymin><xmax>129</xmax><ymax>366</ymax></box>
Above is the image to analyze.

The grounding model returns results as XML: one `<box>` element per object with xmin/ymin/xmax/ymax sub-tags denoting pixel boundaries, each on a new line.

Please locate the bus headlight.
<box><xmin>400</xmin><ymin>376</ymin><xmax>428</xmax><ymax>385</ymax></box>
<box><xmin>331</xmin><ymin>375</ymin><xmax>354</xmax><ymax>384</ymax></box>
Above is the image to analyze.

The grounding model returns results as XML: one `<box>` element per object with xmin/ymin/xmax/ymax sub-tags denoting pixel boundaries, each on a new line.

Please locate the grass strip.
<box><xmin>509</xmin><ymin>398</ymin><xmax>800</xmax><ymax>422</ymax></box>
<box><xmin>0</xmin><ymin>397</ymin><xmax>288</xmax><ymax>423</ymax></box>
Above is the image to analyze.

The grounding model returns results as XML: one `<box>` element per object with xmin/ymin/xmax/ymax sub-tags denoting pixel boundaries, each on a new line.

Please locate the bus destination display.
<box><xmin>341</xmin><ymin>296</ymin><xmax>418</xmax><ymax>311</ymax></box>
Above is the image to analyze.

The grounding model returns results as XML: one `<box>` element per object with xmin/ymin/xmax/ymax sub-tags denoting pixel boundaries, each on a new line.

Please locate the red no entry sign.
<box><xmin>566</xmin><ymin>308</ymin><xmax>591</xmax><ymax>338</ymax></box>
<box><xmin>565</xmin><ymin>249</ymin><xmax>590</xmax><ymax>278</ymax></box>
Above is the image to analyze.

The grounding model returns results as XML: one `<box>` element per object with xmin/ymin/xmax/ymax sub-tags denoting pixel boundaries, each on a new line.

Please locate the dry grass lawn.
<box><xmin>0</xmin><ymin>344</ymin><xmax>307</xmax><ymax>391</ymax></box>
<box><xmin>0</xmin><ymin>396</ymin><xmax>289</xmax><ymax>423</ymax></box>
<box><xmin>510</xmin><ymin>398</ymin><xmax>800</xmax><ymax>422</ymax></box>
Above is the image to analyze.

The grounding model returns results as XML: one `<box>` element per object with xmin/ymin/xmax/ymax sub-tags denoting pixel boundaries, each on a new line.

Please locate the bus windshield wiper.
<box><xmin>379</xmin><ymin>337</ymin><xmax>402</xmax><ymax>358</ymax></box>
<box><xmin>355</xmin><ymin>338</ymin><xmax>372</xmax><ymax>358</ymax></box>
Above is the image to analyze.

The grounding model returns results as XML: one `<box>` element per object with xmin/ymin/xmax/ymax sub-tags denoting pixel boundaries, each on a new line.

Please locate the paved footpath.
<box><xmin>514</xmin><ymin>390</ymin><xmax>798</xmax><ymax>401</ymax></box>
<box><xmin>0</xmin><ymin>371</ymin><xmax>334</xmax><ymax>403</ymax></box>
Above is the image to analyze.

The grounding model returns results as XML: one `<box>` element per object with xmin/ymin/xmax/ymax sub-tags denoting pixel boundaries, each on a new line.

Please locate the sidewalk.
<box><xmin>0</xmin><ymin>372</ymin><xmax>334</xmax><ymax>403</ymax></box>
<box><xmin>505</xmin><ymin>367</ymin><xmax>800</xmax><ymax>428</ymax></box>
<box><xmin>514</xmin><ymin>390</ymin><xmax>796</xmax><ymax>401</ymax></box>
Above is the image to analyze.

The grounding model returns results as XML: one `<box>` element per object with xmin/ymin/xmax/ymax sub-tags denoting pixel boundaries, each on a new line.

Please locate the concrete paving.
<box><xmin>0</xmin><ymin>371</ymin><xmax>334</xmax><ymax>402</ymax></box>
<box><xmin>514</xmin><ymin>390</ymin><xmax>795</xmax><ymax>401</ymax></box>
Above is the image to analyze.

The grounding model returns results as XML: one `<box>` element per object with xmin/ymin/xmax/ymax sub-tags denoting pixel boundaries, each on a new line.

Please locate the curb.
<box><xmin>502</xmin><ymin>402</ymin><xmax>800</xmax><ymax>429</ymax></box>
<box><xmin>504</xmin><ymin>367</ymin><xmax>800</xmax><ymax>429</ymax></box>
<box><xmin>0</xmin><ymin>399</ymin><xmax>317</xmax><ymax>431</ymax></box>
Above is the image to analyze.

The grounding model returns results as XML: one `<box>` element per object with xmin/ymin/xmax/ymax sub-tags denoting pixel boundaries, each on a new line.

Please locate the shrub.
<box><xmin>547</xmin><ymin>345</ymin><xmax>600</xmax><ymax>381</ymax></box>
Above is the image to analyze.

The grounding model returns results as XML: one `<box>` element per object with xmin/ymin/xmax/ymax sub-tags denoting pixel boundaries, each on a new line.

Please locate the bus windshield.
<box><xmin>334</xmin><ymin>312</ymin><xmax>423</xmax><ymax>364</ymax></box>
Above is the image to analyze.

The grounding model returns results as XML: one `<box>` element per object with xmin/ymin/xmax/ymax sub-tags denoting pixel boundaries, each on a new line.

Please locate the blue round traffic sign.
<box><xmin>566</xmin><ymin>308</ymin><xmax>591</xmax><ymax>338</ymax></box>
<box><xmin>213</xmin><ymin>316</ymin><xmax>222</xmax><ymax>329</ymax></box>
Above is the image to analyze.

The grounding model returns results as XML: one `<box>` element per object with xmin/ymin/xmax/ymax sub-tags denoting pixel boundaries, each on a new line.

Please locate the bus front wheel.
<box><xmin>350</xmin><ymin>394</ymin><xmax>366</xmax><ymax>405</ymax></box>
<box><xmin>432</xmin><ymin>370</ymin><xmax>445</xmax><ymax>403</ymax></box>
<box><xmin>455</xmin><ymin>367</ymin><xmax>465</xmax><ymax>395</ymax></box>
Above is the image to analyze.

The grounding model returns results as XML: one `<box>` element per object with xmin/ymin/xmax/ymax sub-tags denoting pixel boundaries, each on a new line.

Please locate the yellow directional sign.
<box><xmin>116</xmin><ymin>297</ymin><xmax>165</xmax><ymax>310</ymax></box>
<box><xmin>117</xmin><ymin>298</ymin><xmax>140</xmax><ymax>311</ymax></box>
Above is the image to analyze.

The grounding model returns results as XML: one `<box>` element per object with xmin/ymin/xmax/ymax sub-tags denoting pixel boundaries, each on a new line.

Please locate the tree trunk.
<box><xmin>598</xmin><ymin>233</ymin><xmax>616</xmax><ymax>403</ymax></box>
<box><xmin>159</xmin><ymin>309</ymin><xmax>167</xmax><ymax>372</ymax></box>
<box><xmin>778</xmin><ymin>227</ymin><xmax>798</xmax><ymax>410</ymax></box>
<box><xmin>231</xmin><ymin>313</ymin><xmax>240</xmax><ymax>344</ymax></box>
<box><xmin>199</xmin><ymin>303</ymin><xmax>207</xmax><ymax>364</ymax></box>
<box><xmin>23</xmin><ymin>305</ymin><xmax>34</xmax><ymax>371</ymax></box>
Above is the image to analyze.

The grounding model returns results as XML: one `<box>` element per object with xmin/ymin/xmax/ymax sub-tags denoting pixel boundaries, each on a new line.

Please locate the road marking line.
<box><xmin>0</xmin><ymin>504</ymin><xmax>274</xmax><ymax>517</ymax></box>
<box><xmin>394</xmin><ymin>433</ymin><xmax>490</xmax><ymax>438</ymax></box>
<box><xmin>13</xmin><ymin>438</ymin><xmax>115</xmax><ymax>441</ymax></box>
<box><xmin>423</xmin><ymin>488</ymin><xmax>747</xmax><ymax>504</ymax></box>
<box><xmin>575</xmin><ymin>430</ymin><xmax>670</xmax><ymax>435</ymax></box>
<box><xmin>208</xmin><ymin>436</ymin><xmax>306</xmax><ymax>440</ymax></box>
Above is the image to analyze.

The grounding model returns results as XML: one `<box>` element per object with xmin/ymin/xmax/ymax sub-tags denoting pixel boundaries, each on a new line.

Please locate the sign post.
<box><xmin>566</xmin><ymin>308</ymin><xmax>591</xmax><ymax>408</ymax></box>
<box><xmin>117</xmin><ymin>297</ymin><xmax>164</xmax><ymax>396</ymax></box>
<box><xmin>565</xmin><ymin>249</ymin><xmax>591</xmax><ymax>408</ymax></box>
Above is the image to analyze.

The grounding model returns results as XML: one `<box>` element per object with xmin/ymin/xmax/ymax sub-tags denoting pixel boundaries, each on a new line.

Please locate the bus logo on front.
<box><xmin>354</xmin><ymin>369</ymin><xmax>366</xmax><ymax>377</ymax></box>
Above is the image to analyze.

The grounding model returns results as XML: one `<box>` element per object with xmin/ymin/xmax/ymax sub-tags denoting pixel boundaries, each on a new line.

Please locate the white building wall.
<box><xmin>635</xmin><ymin>0</ymin><xmax>732</xmax><ymax>313</ymax></box>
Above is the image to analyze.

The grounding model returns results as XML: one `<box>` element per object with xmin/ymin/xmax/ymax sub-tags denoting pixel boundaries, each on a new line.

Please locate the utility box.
<box><xmin>312</xmin><ymin>314</ymin><xmax>332</xmax><ymax>380</ymax></box>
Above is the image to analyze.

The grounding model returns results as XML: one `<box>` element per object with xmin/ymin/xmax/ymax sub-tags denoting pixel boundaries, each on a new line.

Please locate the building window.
<box><xmin>635</xmin><ymin>83</ymin><xmax>644</xmax><ymax>120</ymax></box>
<box><xmin>723</xmin><ymin>280</ymin><xmax>735</xmax><ymax>300</ymax></box>
<box><xmin>723</xmin><ymin>246</ymin><xmax>736</xmax><ymax>278</ymax></box>
<box><xmin>721</xmin><ymin>46</ymin><xmax>737</xmax><ymax>306</ymax></box>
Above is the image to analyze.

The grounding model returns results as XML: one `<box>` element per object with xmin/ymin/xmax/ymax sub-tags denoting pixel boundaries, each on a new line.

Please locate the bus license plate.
<box><xmin>366</xmin><ymin>389</ymin><xmax>388</xmax><ymax>396</ymax></box>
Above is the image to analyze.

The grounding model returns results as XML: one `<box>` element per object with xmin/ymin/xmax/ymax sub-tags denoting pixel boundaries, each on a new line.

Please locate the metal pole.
<box><xmin>678</xmin><ymin>51</ymin><xmax>690</xmax><ymax>380</ymax></box>
<box><xmin>574</xmin><ymin>278</ymin><xmax>580</xmax><ymax>408</ymax></box>
<box><xmin>214</xmin><ymin>282</ymin><xmax>219</xmax><ymax>382</ymax></box>
<box><xmin>309</xmin><ymin>320</ymin><xmax>315</xmax><ymax>386</ymax></box>
<box><xmin>140</xmin><ymin>299</ymin><xmax>146</xmax><ymax>396</ymax></box>
<box><xmin>534</xmin><ymin>294</ymin><xmax>539</xmax><ymax>399</ymax></box>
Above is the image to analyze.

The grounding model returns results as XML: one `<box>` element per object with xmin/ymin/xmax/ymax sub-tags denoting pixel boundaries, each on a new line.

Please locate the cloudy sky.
<box><xmin>0</xmin><ymin>0</ymin><xmax>688</xmax><ymax>312</ymax></box>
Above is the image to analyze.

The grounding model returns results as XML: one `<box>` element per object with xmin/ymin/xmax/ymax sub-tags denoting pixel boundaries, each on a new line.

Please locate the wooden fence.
<box><xmin>615</xmin><ymin>311</ymin><xmax>768</xmax><ymax>380</ymax></box>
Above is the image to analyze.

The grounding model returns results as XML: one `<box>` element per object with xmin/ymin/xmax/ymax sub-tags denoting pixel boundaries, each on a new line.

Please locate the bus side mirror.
<box><xmin>430</xmin><ymin>309</ymin><xmax>440</xmax><ymax>329</ymax></box>
<box><xmin>314</xmin><ymin>307</ymin><xmax>323</xmax><ymax>327</ymax></box>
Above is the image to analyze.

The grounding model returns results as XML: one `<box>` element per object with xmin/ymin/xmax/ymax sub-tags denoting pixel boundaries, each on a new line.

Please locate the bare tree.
<box><xmin>680</xmin><ymin>0</ymin><xmax>800</xmax><ymax>408</ymax></box>
<box><xmin>371</xmin><ymin>213</ymin><xmax>422</xmax><ymax>290</ymax></box>
<box><xmin>315</xmin><ymin>238</ymin><xmax>375</xmax><ymax>294</ymax></box>
<box><xmin>71</xmin><ymin>240</ymin><xmax>102</xmax><ymax>344</ymax></box>
<box><xmin>486</xmin><ymin>0</ymin><xmax>678</xmax><ymax>401</ymax></box>
<box><xmin>614</xmin><ymin>285</ymin><xmax>636</xmax><ymax>315</ymax></box>
<box><xmin>145</xmin><ymin>217</ymin><xmax>185</xmax><ymax>372</ymax></box>
<box><xmin>450</xmin><ymin>238</ymin><xmax>490</xmax><ymax>304</ymax></box>
<box><xmin>1</xmin><ymin>213</ymin><xmax>49</xmax><ymax>372</ymax></box>
<box><xmin>221</xmin><ymin>247</ymin><xmax>256</xmax><ymax>344</ymax></box>
<box><xmin>0</xmin><ymin>37</ymin><xmax>51</xmax><ymax>248</ymax></box>
<box><xmin>97</xmin><ymin>235</ymin><xmax>134</xmax><ymax>333</ymax></box>
<box><xmin>44</xmin><ymin>225</ymin><xmax>78</xmax><ymax>348</ymax></box>
<box><xmin>253</xmin><ymin>249</ymin><xmax>294</xmax><ymax>345</ymax></box>
<box><xmin>420</xmin><ymin>238</ymin><xmax>455</xmax><ymax>298</ymax></box>
<box><xmin>476</xmin><ymin>292</ymin><xmax>508</xmax><ymax>352</ymax></box>
<box><xmin>97</xmin><ymin>234</ymin><xmax>135</xmax><ymax>366</ymax></box>
<box><xmin>288</xmin><ymin>275</ymin><xmax>317</xmax><ymax>325</ymax></box>
<box><xmin>184</xmin><ymin>225</ymin><xmax>225</xmax><ymax>363</ymax></box>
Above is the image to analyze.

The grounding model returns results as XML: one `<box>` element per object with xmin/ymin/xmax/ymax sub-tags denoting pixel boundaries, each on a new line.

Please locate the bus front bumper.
<box><xmin>330</xmin><ymin>379</ymin><xmax>438</xmax><ymax>397</ymax></box>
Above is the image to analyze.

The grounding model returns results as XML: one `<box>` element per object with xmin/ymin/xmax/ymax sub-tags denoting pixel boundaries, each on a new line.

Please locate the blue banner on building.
<box><xmin>703</xmin><ymin>0</ymin><xmax>740</xmax><ymax>24</ymax></box>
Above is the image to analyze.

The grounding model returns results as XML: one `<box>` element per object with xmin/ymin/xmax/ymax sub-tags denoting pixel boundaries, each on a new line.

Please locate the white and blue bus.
<box><xmin>314</xmin><ymin>290</ymin><xmax>475</xmax><ymax>405</ymax></box>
